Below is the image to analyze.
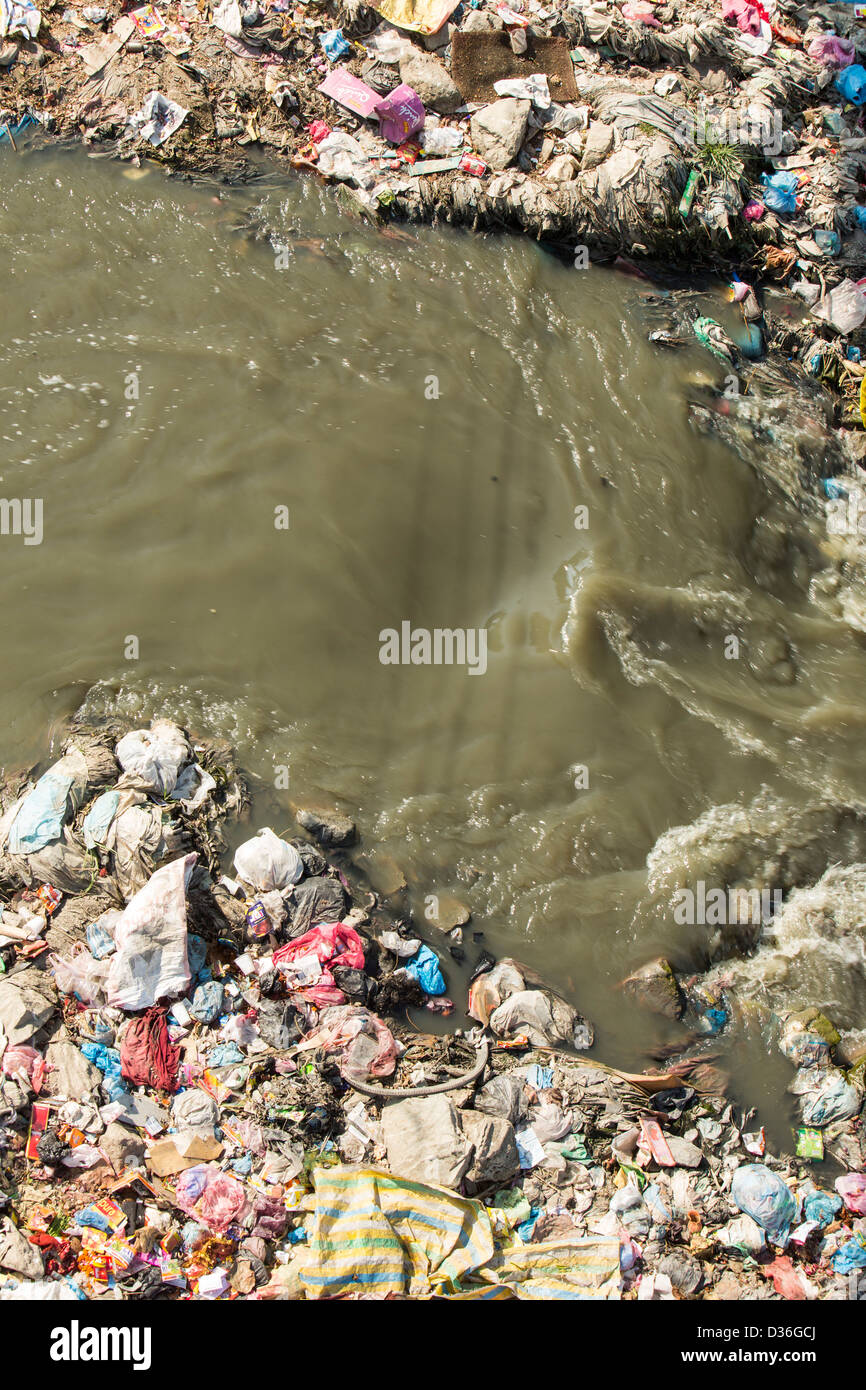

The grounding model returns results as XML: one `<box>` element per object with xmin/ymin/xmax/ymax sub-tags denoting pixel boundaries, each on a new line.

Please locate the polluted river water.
<box><xmin>2</xmin><ymin>147</ymin><xmax>866</xmax><ymax>1148</ymax></box>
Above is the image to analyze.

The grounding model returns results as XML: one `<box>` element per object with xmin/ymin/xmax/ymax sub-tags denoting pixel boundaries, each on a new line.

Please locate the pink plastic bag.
<box><xmin>273</xmin><ymin>921</ymin><xmax>365</xmax><ymax>1004</ymax></box>
<box><xmin>721</xmin><ymin>0</ymin><xmax>760</xmax><ymax>36</ymax></box>
<box><xmin>175</xmin><ymin>1165</ymin><xmax>248</xmax><ymax>1232</ymax></box>
<box><xmin>836</xmin><ymin>1173</ymin><xmax>866</xmax><ymax>1215</ymax></box>
<box><xmin>1</xmin><ymin>1045</ymin><xmax>45</xmax><ymax>1092</ymax></box>
<box><xmin>375</xmin><ymin>83</ymin><xmax>425</xmax><ymax>144</ymax></box>
<box><xmin>622</xmin><ymin>2</ymin><xmax>660</xmax><ymax>26</ymax></box>
<box><xmin>303</xmin><ymin>1005</ymin><xmax>398</xmax><ymax>1081</ymax></box>
<box><xmin>808</xmin><ymin>35</ymin><xmax>855</xmax><ymax>69</ymax></box>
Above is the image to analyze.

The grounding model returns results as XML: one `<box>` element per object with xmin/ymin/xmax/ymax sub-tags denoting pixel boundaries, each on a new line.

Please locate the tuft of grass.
<box><xmin>693</xmin><ymin>129</ymin><xmax>745</xmax><ymax>181</ymax></box>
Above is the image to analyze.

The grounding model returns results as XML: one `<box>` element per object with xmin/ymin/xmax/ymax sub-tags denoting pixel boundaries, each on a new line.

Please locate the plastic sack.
<box><xmin>404</xmin><ymin>943</ymin><xmax>446</xmax><ymax>996</ymax></box>
<box><xmin>106</xmin><ymin>853</ymin><xmax>196</xmax><ymax>1011</ymax></box>
<box><xmin>82</xmin><ymin>790</ymin><xmax>120</xmax><ymax>849</ymax></box>
<box><xmin>187</xmin><ymin>933</ymin><xmax>208</xmax><ymax>979</ymax></box>
<box><xmin>375</xmin><ymin>83</ymin><xmax>424</xmax><ymax>144</ymax></box>
<box><xmin>475</xmin><ymin>1073</ymin><xmax>528</xmax><ymax>1124</ymax></box>
<box><xmin>189</xmin><ymin>980</ymin><xmax>224</xmax><ymax>1024</ymax></box>
<box><xmin>836</xmin><ymin>64</ymin><xmax>866</xmax><ymax>105</ymax></box>
<box><xmin>621</xmin><ymin>1</ymin><xmax>660</xmax><ymax>26</ymax></box>
<box><xmin>7</xmin><ymin>748</ymin><xmax>88</xmax><ymax>854</ymax></box>
<box><xmin>833</xmin><ymin>1234</ymin><xmax>866</xmax><ymax>1273</ymax></box>
<box><xmin>273</xmin><ymin>921</ymin><xmax>365</xmax><ymax>1006</ymax></box>
<box><xmin>0</xmin><ymin>1277</ymin><xmax>81</xmax><ymax>1301</ymax></box>
<box><xmin>172</xmin><ymin>1088</ymin><xmax>220</xmax><ymax>1133</ymax></box>
<box><xmin>319</xmin><ymin>27</ymin><xmax>350</xmax><ymax>59</ymax></box>
<box><xmin>468</xmin><ymin>958</ymin><xmax>525</xmax><ymax>1026</ymax></box>
<box><xmin>234</xmin><ymin>827</ymin><xmax>303</xmax><ymax>893</ymax></box>
<box><xmin>115</xmin><ymin>720</ymin><xmax>190</xmax><ymax>795</ymax></box>
<box><xmin>759</xmin><ymin>171</ymin><xmax>798</xmax><ymax>214</ymax></box>
<box><xmin>797</xmin><ymin>1069</ymin><xmax>861</xmax><ymax>1127</ymax></box>
<box><xmin>721</xmin><ymin>0</ymin><xmax>760</xmax><ymax>35</ymax></box>
<box><xmin>803</xmin><ymin>1188</ymin><xmax>842</xmax><ymax>1225</ymax></box>
<box><xmin>315</xmin><ymin>130</ymin><xmax>377</xmax><ymax>188</ymax></box>
<box><xmin>731</xmin><ymin>1164</ymin><xmax>796</xmax><ymax>1246</ymax></box>
<box><xmin>778</xmin><ymin>1017</ymin><xmax>830</xmax><ymax>1068</ymax></box>
<box><xmin>1</xmin><ymin>1044</ymin><xmax>44</xmax><ymax>1090</ymax></box>
<box><xmin>422</xmin><ymin>125</ymin><xmax>463</xmax><ymax>155</ymax></box>
<box><xmin>836</xmin><ymin>1173</ymin><xmax>866</xmax><ymax>1215</ymax></box>
<box><xmin>287</xmin><ymin>875</ymin><xmax>346</xmax><ymax>937</ymax></box>
<box><xmin>489</xmin><ymin>988</ymin><xmax>594</xmax><ymax>1050</ymax></box>
<box><xmin>80</xmin><ymin>1041</ymin><xmax>123</xmax><ymax>1080</ymax></box>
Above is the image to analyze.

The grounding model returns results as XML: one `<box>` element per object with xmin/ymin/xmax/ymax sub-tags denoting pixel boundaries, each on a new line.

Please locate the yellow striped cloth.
<box><xmin>298</xmin><ymin>1165</ymin><xmax>621</xmax><ymax>1300</ymax></box>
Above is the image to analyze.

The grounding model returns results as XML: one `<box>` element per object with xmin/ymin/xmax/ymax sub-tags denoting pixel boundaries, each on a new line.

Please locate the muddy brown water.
<box><xmin>2</xmin><ymin>145</ymin><xmax>864</xmax><ymax>1142</ymax></box>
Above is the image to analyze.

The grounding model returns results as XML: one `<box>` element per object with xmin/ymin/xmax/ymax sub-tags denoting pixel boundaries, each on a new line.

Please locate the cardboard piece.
<box><xmin>318</xmin><ymin>66</ymin><xmax>382</xmax><ymax>119</ymax></box>
<box><xmin>79</xmin><ymin>15</ymin><xmax>135</xmax><ymax>76</ymax></box>
<box><xmin>146</xmin><ymin>1134</ymin><xmax>223</xmax><ymax>1176</ymax></box>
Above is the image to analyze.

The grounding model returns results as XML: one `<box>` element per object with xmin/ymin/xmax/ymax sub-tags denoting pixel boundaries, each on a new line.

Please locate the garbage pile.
<box><xmin>5</xmin><ymin>4</ymin><xmax>866</xmax><ymax>490</ymax></box>
<box><xmin>2</xmin><ymin>0</ymin><xmax>866</xmax><ymax>270</ymax></box>
<box><xmin>0</xmin><ymin>717</ymin><xmax>864</xmax><ymax>1301</ymax></box>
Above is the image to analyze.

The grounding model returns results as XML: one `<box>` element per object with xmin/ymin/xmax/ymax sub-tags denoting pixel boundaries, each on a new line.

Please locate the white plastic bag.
<box><xmin>115</xmin><ymin>720</ymin><xmax>190</xmax><ymax>795</ymax></box>
<box><xmin>50</xmin><ymin>947</ymin><xmax>109</xmax><ymax>1006</ymax></box>
<box><xmin>233</xmin><ymin>828</ymin><xmax>303</xmax><ymax>893</ymax></box>
<box><xmin>106</xmin><ymin>852</ymin><xmax>196</xmax><ymax>1010</ymax></box>
<box><xmin>811</xmin><ymin>278</ymin><xmax>866</xmax><ymax>334</ymax></box>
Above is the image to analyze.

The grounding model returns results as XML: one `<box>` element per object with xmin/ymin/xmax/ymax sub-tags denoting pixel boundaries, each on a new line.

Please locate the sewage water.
<box><xmin>2</xmin><ymin>147</ymin><xmax>865</xmax><ymax>1140</ymax></box>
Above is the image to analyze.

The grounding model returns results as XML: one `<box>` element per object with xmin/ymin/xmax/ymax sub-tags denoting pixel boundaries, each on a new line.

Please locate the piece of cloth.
<box><xmin>120</xmin><ymin>1006</ymin><xmax>180</xmax><ymax>1090</ymax></box>
<box><xmin>298</xmin><ymin>1165</ymin><xmax>620</xmax><ymax>1299</ymax></box>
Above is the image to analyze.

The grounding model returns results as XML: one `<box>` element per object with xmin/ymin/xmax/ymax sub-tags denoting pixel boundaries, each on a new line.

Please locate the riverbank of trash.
<box><xmin>4</xmin><ymin>3</ymin><xmax>866</xmax><ymax>530</ymax></box>
<box><xmin>0</xmin><ymin>715</ymin><xmax>864</xmax><ymax>1301</ymax></box>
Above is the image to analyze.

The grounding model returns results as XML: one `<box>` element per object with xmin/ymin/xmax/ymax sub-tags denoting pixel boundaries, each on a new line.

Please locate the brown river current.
<box><xmin>2</xmin><ymin>147</ymin><xmax>866</xmax><ymax>1140</ymax></box>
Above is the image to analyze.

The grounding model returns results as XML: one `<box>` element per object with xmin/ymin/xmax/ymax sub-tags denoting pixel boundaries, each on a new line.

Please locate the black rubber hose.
<box><xmin>341</xmin><ymin>1036</ymin><xmax>490</xmax><ymax>1099</ymax></box>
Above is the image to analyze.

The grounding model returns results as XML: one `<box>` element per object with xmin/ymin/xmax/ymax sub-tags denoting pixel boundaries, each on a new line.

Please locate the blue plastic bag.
<box><xmin>525</xmin><ymin>1064</ymin><xmax>554</xmax><ymax>1090</ymax></box>
<box><xmin>80</xmin><ymin>1042</ymin><xmax>123</xmax><ymax>1077</ymax></box>
<box><xmin>833</xmin><ymin>1235</ymin><xmax>866</xmax><ymax>1273</ymax></box>
<box><xmin>189</xmin><ymin>980</ymin><xmax>224</xmax><ymax>1024</ymax></box>
<box><xmin>319</xmin><ymin>29</ymin><xmax>350</xmax><ymax>60</ymax></box>
<box><xmin>803</xmin><ymin>1189</ymin><xmax>843</xmax><ymax>1226</ymax></box>
<box><xmin>102</xmin><ymin>1075</ymin><xmax>129</xmax><ymax>1102</ymax></box>
<box><xmin>760</xmin><ymin>172</ymin><xmax>799</xmax><ymax>214</ymax></box>
<box><xmin>86</xmin><ymin>914</ymin><xmax>117</xmax><ymax>961</ymax></box>
<box><xmin>404</xmin><ymin>943</ymin><xmax>446</xmax><ymax>996</ymax></box>
<box><xmin>731</xmin><ymin>1164</ymin><xmax>797</xmax><ymax>1245</ymax></box>
<box><xmin>8</xmin><ymin>768</ymin><xmax>74</xmax><ymax>853</ymax></box>
<box><xmin>82</xmin><ymin>790</ymin><xmax>119</xmax><ymax>849</ymax></box>
<box><xmin>208</xmin><ymin>1042</ymin><xmax>244</xmax><ymax>1067</ymax></box>
<box><xmin>836</xmin><ymin>64</ymin><xmax>866</xmax><ymax>105</ymax></box>
<box><xmin>187</xmin><ymin>934</ymin><xmax>208</xmax><ymax>978</ymax></box>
